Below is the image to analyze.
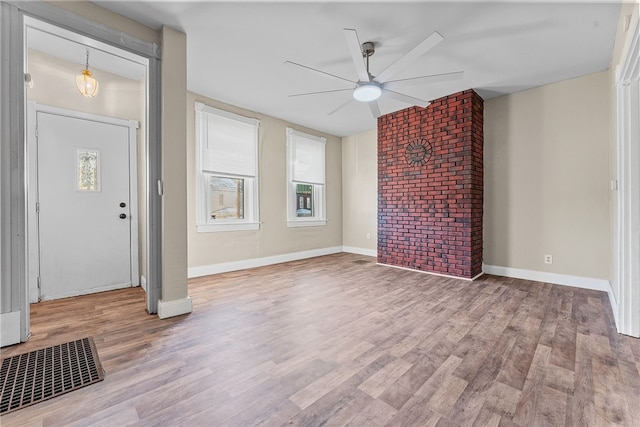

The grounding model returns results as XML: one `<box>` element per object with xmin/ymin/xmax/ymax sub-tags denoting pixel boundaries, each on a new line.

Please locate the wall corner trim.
<box><xmin>157</xmin><ymin>296</ymin><xmax>193</xmax><ymax>319</ymax></box>
<box><xmin>482</xmin><ymin>264</ymin><xmax>612</xmax><ymax>293</ymax></box>
<box><xmin>342</xmin><ymin>246</ymin><xmax>377</xmax><ymax>257</ymax></box>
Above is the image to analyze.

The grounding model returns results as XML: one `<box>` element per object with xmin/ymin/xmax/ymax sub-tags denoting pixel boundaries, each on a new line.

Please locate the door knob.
<box><xmin>119</xmin><ymin>213</ymin><xmax>127</xmax><ymax>219</ymax></box>
<box><xmin>120</xmin><ymin>202</ymin><xmax>126</xmax><ymax>208</ymax></box>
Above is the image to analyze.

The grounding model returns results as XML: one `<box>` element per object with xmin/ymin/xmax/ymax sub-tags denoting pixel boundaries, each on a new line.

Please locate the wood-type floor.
<box><xmin>1</xmin><ymin>253</ymin><xmax>639</xmax><ymax>426</ymax></box>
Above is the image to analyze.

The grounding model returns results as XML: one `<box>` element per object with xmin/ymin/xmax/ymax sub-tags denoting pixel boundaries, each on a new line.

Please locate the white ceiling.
<box><xmin>93</xmin><ymin>1</ymin><xmax>622</xmax><ymax>137</ymax></box>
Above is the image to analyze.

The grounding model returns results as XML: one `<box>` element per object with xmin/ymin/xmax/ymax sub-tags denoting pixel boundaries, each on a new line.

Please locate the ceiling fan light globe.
<box><xmin>353</xmin><ymin>83</ymin><xmax>382</xmax><ymax>102</ymax></box>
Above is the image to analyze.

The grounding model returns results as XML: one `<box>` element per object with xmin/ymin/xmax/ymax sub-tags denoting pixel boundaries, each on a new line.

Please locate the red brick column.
<box><xmin>377</xmin><ymin>89</ymin><xmax>483</xmax><ymax>279</ymax></box>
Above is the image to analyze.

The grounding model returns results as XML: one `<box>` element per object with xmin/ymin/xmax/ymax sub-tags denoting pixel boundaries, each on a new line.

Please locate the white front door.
<box><xmin>35</xmin><ymin>110</ymin><xmax>138</xmax><ymax>300</ymax></box>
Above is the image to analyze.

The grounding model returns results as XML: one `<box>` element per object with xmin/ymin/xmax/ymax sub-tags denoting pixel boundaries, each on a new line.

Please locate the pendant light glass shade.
<box><xmin>76</xmin><ymin>50</ymin><xmax>99</xmax><ymax>97</ymax></box>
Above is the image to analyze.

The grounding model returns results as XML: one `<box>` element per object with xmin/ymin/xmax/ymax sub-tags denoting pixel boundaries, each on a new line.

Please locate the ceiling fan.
<box><xmin>286</xmin><ymin>28</ymin><xmax>463</xmax><ymax>119</ymax></box>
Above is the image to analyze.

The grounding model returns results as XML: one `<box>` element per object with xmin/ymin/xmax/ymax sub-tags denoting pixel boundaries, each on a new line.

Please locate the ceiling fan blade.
<box><xmin>384</xmin><ymin>71</ymin><xmax>464</xmax><ymax>89</ymax></box>
<box><xmin>369</xmin><ymin>100</ymin><xmax>381</xmax><ymax>119</ymax></box>
<box><xmin>384</xmin><ymin>89</ymin><xmax>430</xmax><ymax>108</ymax></box>
<box><xmin>327</xmin><ymin>98</ymin><xmax>353</xmax><ymax>116</ymax></box>
<box><xmin>376</xmin><ymin>31</ymin><xmax>444</xmax><ymax>83</ymax></box>
<box><xmin>289</xmin><ymin>88</ymin><xmax>353</xmax><ymax>98</ymax></box>
<box><xmin>343</xmin><ymin>28</ymin><xmax>370</xmax><ymax>82</ymax></box>
<box><xmin>285</xmin><ymin>60</ymin><xmax>355</xmax><ymax>84</ymax></box>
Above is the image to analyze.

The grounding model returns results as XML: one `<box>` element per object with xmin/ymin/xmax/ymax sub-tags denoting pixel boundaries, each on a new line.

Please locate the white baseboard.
<box><xmin>342</xmin><ymin>246</ymin><xmax>377</xmax><ymax>257</ymax></box>
<box><xmin>377</xmin><ymin>262</ymin><xmax>484</xmax><ymax>281</ymax></box>
<box><xmin>140</xmin><ymin>275</ymin><xmax>147</xmax><ymax>292</ymax></box>
<box><xmin>482</xmin><ymin>264</ymin><xmax>612</xmax><ymax>293</ymax></box>
<box><xmin>1</xmin><ymin>312</ymin><xmax>21</xmax><ymax>347</ymax></box>
<box><xmin>188</xmin><ymin>246</ymin><xmax>343</xmax><ymax>278</ymax></box>
<box><xmin>158</xmin><ymin>296</ymin><xmax>193</xmax><ymax>319</ymax></box>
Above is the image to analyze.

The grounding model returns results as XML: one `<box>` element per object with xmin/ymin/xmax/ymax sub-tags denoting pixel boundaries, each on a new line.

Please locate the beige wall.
<box><xmin>27</xmin><ymin>50</ymin><xmax>144</xmax><ymax>122</ymax></box>
<box><xmin>341</xmin><ymin>129</ymin><xmax>377</xmax><ymax>253</ymax></box>
<box><xmin>27</xmin><ymin>49</ymin><xmax>147</xmax><ymax>279</ymax></box>
<box><xmin>187</xmin><ymin>93</ymin><xmax>343</xmax><ymax>269</ymax></box>
<box><xmin>484</xmin><ymin>71</ymin><xmax>611</xmax><ymax>279</ymax></box>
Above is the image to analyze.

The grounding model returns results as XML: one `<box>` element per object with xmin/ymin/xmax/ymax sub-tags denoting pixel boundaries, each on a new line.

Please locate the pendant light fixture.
<box><xmin>76</xmin><ymin>49</ymin><xmax>99</xmax><ymax>97</ymax></box>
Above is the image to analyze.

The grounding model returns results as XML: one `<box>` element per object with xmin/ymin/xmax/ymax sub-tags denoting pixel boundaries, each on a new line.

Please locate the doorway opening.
<box><xmin>24</xmin><ymin>19</ymin><xmax>152</xmax><ymax>304</ymax></box>
<box><xmin>24</xmin><ymin>18</ymin><xmax>148</xmax><ymax>303</ymax></box>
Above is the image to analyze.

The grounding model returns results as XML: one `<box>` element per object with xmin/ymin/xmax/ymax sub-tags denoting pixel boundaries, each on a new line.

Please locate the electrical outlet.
<box><xmin>544</xmin><ymin>254</ymin><xmax>553</xmax><ymax>265</ymax></box>
<box><xmin>366</xmin><ymin>233</ymin><xmax>371</xmax><ymax>240</ymax></box>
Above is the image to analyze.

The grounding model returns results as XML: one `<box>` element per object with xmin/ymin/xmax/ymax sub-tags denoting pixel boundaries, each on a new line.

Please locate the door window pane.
<box><xmin>76</xmin><ymin>149</ymin><xmax>100</xmax><ymax>192</ymax></box>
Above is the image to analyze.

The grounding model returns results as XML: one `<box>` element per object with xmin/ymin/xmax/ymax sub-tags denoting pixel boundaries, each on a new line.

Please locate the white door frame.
<box><xmin>26</xmin><ymin>102</ymin><xmax>139</xmax><ymax>302</ymax></box>
<box><xmin>613</xmin><ymin>12</ymin><xmax>640</xmax><ymax>337</ymax></box>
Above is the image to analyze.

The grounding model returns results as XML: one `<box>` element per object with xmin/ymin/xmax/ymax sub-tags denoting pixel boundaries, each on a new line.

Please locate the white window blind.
<box><xmin>289</xmin><ymin>129</ymin><xmax>326</xmax><ymax>185</ymax></box>
<box><xmin>198</xmin><ymin>105</ymin><xmax>258</xmax><ymax>177</ymax></box>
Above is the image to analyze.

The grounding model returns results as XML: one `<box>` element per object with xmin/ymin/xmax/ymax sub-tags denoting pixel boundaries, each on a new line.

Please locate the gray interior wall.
<box><xmin>0</xmin><ymin>1</ymin><xmax>28</xmax><ymax>342</ymax></box>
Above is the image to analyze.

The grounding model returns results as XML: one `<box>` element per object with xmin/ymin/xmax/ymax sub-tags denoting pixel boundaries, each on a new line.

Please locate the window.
<box><xmin>195</xmin><ymin>102</ymin><xmax>259</xmax><ymax>232</ymax></box>
<box><xmin>76</xmin><ymin>148</ymin><xmax>100</xmax><ymax>192</ymax></box>
<box><xmin>209</xmin><ymin>176</ymin><xmax>244</xmax><ymax>220</ymax></box>
<box><xmin>286</xmin><ymin>128</ymin><xmax>326</xmax><ymax>227</ymax></box>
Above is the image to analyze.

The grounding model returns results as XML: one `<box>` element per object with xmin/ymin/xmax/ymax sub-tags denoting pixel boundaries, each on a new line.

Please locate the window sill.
<box><xmin>287</xmin><ymin>219</ymin><xmax>327</xmax><ymax>228</ymax></box>
<box><xmin>197</xmin><ymin>222</ymin><xmax>260</xmax><ymax>233</ymax></box>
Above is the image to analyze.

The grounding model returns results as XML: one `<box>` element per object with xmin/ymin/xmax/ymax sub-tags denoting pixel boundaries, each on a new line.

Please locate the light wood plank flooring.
<box><xmin>1</xmin><ymin>253</ymin><xmax>639</xmax><ymax>426</ymax></box>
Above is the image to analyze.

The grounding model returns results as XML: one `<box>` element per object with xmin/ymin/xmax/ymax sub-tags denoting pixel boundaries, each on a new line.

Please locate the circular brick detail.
<box><xmin>405</xmin><ymin>139</ymin><xmax>432</xmax><ymax>166</ymax></box>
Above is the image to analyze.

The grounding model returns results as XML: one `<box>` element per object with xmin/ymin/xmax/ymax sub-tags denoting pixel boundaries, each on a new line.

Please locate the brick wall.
<box><xmin>377</xmin><ymin>89</ymin><xmax>483</xmax><ymax>279</ymax></box>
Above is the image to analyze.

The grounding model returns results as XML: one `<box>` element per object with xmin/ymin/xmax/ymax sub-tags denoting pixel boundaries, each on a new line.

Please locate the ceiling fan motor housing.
<box><xmin>362</xmin><ymin>42</ymin><xmax>375</xmax><ymax>57</ymax></box>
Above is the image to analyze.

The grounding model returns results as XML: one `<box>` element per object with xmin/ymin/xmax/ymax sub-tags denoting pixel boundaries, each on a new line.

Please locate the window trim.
<box><xmin>195</xmin><ymin>102</ymin><xmax>260</xmax><ymax>232</ymax></box>
<box><xmin>286</xmin><ymin>128</ymin><xmax>327</xmax><ymax>228</ymax></box>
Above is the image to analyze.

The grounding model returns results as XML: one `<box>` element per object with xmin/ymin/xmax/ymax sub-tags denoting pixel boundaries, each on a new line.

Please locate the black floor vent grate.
<box><xmin>0</xmin><ymin>337</ymin><xmax>104</xmax><ymax>414</ymax></box>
